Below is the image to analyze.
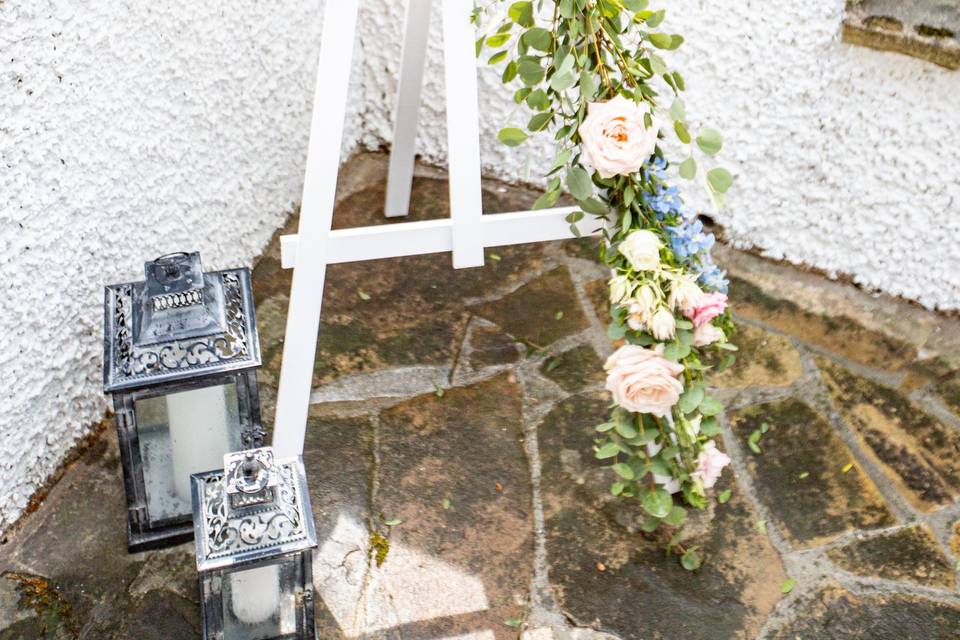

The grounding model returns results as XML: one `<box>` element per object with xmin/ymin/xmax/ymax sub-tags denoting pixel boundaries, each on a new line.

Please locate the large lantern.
<box><xmin>192</xmin><ymin>447</ymin><xmax>318</xmax><ymax>640</ymax></box>
<box><xmin>103</xmin><ymin>252</ymin><xmax>264</xmax><ymax>552</ymax></box>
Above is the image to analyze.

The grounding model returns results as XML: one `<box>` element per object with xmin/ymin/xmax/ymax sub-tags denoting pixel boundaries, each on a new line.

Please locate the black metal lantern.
<box><xmin>191</xmin><ymin>447</ymin><xmax>318</xmax><ymax>640</ymax></box>
<box><xmin>103</xmin><ymin>252</ymin><xmax>264</xmax><ymax>552</ymax></box>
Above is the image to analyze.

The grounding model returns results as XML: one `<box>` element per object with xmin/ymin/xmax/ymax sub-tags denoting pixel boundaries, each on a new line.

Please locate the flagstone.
<box><xmin>539</xmin><ymin>393</ymin><xmax>787</xmax><ymax>640</ymax></box>
<box><xmin>540</xmin><ymin>345</ymin><xmax>605</xmax><ymax>392</ymax></box>
<box><xmin>583</xmin><ymin>279</ymin><xmax>611</xmax><ymax>325</ymax></box>
<box><xmin>826</xmin><ymin>525</ymin><xmax>955</xmax><ymax>589</ymax></box>
<box><xmin>303</xmin><ymin>413</ymin><xmax>373</xmax><ymax>543</ymax></box>
<box><xmin>935</xmin><ymin>374</ymin><xmax>960</xmax><ymax>421</ymax></box>
<box><xmin>468</xmin><ymin>324</ymin><xmax>522</xmax><ymax>368</ymax></box>
<box><xmin>728</xmin><ymin>276</ymin><xmax>916</xmax><ymax>372</ymax></box>
<box><xmin>563</xmin><ymin>237</ymin><xmax>605</xmax><ymax>263</ymax></box>
<box><xmin>771</xmin><ymin>584</ymin><xmax>960</xmax><ymax>639</ymax></box>
<box><xmin>709</xmin><ymin>324</ymin><xmax>803</xmax><ymax>389</ymax></box>
<box><xmin>471</xmin><ymin>267</ymin><xmax>588</xmax><ymax>348</ymax></box>
<box><xmin>372</xmin><ymin>373</ymin><xmax>532</xmax><ymax>639</ymax></box>
<box><xmin>729</xmin><ymin>399</ymin><xmax>895</xmax><ymax>547</ymax></box>
<box><xmin>0</xmin><ymin>430</ymin><xmax>199</xmax><ymax>639</ymax></box>
<box><xmin>819</xmin><ymin>361</ymin><xmax>960</xmax><ymax>511</ymax></box>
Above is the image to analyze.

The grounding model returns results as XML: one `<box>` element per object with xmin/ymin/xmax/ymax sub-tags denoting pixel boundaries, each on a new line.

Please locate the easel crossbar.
<box><xmin>278</xmin><ymin>206</ymin><xmax>600</xmax><ymax>268</ymax></box>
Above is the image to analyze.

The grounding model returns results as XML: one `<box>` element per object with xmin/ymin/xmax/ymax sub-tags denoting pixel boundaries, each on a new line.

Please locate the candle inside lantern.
<box><xmin>166</xmin><ymin>384</ymin><xmax>232</xmax><ymax>501</ymax></box>
<box><xmin>230</xmin><ymin>564</ymin><xmax>281</xmax><ymax>625</ymax></box>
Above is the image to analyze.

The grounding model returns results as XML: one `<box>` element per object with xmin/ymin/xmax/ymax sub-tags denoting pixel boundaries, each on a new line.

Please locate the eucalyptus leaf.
<box><xmin>707</xmin><ymin>167</ymin><xmax>733</xmax><ymax>193</ymax></box>
<box><xmin>696</xmin><ymin>127</ymin><xmax>723</xmax><ymax>156</ymax></box>
<box><xmin>699</xmin><ymin>396</ymin><xmax>724</xmax><ymax>417</ymax></box>
<box><xmin>566</xmin><ymin>166</ymin><xmax>593</xmax><ymax>200</ymax></box>
<box><xmin>498</xmin><ymin>127</ymin><xmax>528</xmax><ymax>147</ymax></box>
<box><xmin>642</xmin><ymin>487</ymin><xmax>673</xmax><ymax>519</ymax></box>
<box><xmin>681</xmin><ymin>548</ymin><xmax>702</xmax><ymax>571</ymax></box>
<box><xmin>679</xmin><ymin>157</ymin><xmax>697</xmax><ymax>179</ymax></box>
<box><xmin>611</xmin><ymin>463</ymin><xmax>635</xmax><ymax>480</ymax></box>
<box><xmin>595</xmin><ymin>442</ymin><xmax>621</xmax><ymax>459</ymax></box>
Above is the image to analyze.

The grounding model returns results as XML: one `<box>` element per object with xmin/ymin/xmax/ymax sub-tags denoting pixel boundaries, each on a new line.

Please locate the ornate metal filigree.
<box><xmin>200</xmin><ymin>461</ymin><xmax>306</xmax><ymax>562</ymax></box>
<box><xmin>151</xmin><ymin>287</ymin><xmax>203</xmax><ymax>311</ymax></box>
<box><xmin>106</xmin><ymin>270</ymin><xmax>256</xmax><ymax>390</ymax></box>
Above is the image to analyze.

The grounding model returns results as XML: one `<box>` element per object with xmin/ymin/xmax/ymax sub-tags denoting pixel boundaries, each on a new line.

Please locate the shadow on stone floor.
<box><xmin>3</xmin><ymin>152</ymin><xmax>960</xmax><ymax>639</ymax></box>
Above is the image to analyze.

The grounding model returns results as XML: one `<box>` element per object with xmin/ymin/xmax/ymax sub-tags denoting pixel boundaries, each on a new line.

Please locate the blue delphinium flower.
<box><xmin>696</xmin><ymin>255</ymin><xmax>729</xmax><ymax>294</ymax></box>
<box><xmin>643</xmin><ymin>158</ymin><xmax>684</xmax><ymax>221</ymax></box>
<box><xmin>666</xmin><ymin>219</ymin><xmax>715</xmax><ymax>262</ymax></box>
<box><xmin>640</xmin><ymin>158</ymin><xmax>729</xmax><ymax>293</ymax></box>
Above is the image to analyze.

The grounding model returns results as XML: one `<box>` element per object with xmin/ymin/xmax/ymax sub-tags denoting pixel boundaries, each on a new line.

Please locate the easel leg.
<box><xmin>385</xmin><ymin>0</ymin><xmax>433</xmax><ymax>218</ymax></box>
<box><xmin>442</xmin><ymin>0</ymin><xmax>485</xmax><ymax>269</ymax></box>
<box><xmin>273</xmin><ymin>0</ymin><xmax>361</xmax><ymax>458</ymax></box>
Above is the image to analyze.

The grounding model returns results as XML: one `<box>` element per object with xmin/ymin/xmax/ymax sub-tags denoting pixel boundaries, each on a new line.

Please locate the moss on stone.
<box><xmin>730</xmin><ymin>400</ymin><xmax>894</xmax><ymax>546</ymax></box>
<box><xmin>820</xmin><ymin>360</ymin><xmax>960</xmax><ymax>510</ymax></box>
<box><xmin>827</xmin><ymin>525</ymin><xmax>955</xmax><ymax>588</ymax></box>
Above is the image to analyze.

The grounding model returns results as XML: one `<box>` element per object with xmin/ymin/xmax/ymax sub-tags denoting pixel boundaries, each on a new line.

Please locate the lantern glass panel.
<box><xmin>134</xmin><ymin>381</ymin><xmax>243</xmax><ymax>522</ymax></box>
<box><xmin>222</xmin><ymin>557</ymin><xmax>303</xmax><ymax>640</ymax></box>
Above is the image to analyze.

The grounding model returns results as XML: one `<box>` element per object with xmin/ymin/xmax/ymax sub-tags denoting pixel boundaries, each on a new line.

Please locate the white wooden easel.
<box><xmin>272</xmin><ymin>0</ymin><xmax>600</xmax><ymax>457</ymax></box>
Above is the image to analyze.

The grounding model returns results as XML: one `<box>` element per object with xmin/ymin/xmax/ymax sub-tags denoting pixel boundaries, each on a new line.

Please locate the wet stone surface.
<box><xmin>374</xmin><ymin>373</ymin><xmax>533</xmax><ymax>638</ymax></box>
<box><xmin>820</xmin><ymin>360</ymin><xmax>960</xmax><ymax>511</ymax></box>
<box><xmin>729</xmin><ymin>400</ymin><xmax>895</xmax><ymax>547</ymax></box>
<box><xmin>826</xmin><ymin>525</ymin><xmax>956</xmax><ymax>588</ymax></box>
<box><xmin>4</xmin><ymin>152</ymin><xmax>960</xmax><ymax>639</ymax></box>
<box><xmin>468</xmin><ymin>322</ymin><xmax>522</xmax><ymax>369</ymax></box>
<box><xmin>729</xmin><ymin>276</ymin><xmax>917</xmax><ymax>372</ymax></box>
<box><xmin>772</xmin><ymin>584</ymin><xmax>960</xmax><ymax>639</ymax></box>
<box><xmin>540</xmin><ymin>345</ymin><xmax>606</xmax><ymax>392</ymax></box>
<box><xmin>471</xmin><ymin>266</ymin><xmax>588</xmax><ymax>348</ymax></box>
<box><xmin>709</xmin><ymin>323</ymin><xmax>803</xmax><ymax>389</ymax></box>
<box><xmin>539</xmin><ymin>394</ymin><xmax>787</xmax><ymax>640</ymax></box>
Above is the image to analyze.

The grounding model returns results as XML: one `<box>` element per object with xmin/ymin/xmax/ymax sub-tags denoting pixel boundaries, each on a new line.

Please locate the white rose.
<box><xmin>619</xmin><ymin>230</ymin><xmax>661</xmax><ymax>271</ymax></box>
<box><xmin>609</xmin><ymin>275</ymin><xmax>632</xmax><ymax>304</ymax></box>
<box><xmin>579</xmin><ymin>95</ymin><xmax>660</xmax><ymax>178</ymax></box>
<box><xmin>625</xmin><ymin>284</ymin><xmax>657</xmax><ymax>331</ymax></box>
<box><xmin>692</xmin><ymin>323</ymin><xmax>724</xmax><ymax>347</ymax></box>
<box><xmin>650</xmin><ymin>307</ymin><xmax>676</xmax><ymax>341</ymax></box>
<box><xmin>669</xmin><ymin>276</ymin><xmax>704</xmax><ymax>313</ymax></box>
<box><xmin>626</xmin><ymin>301</ymin><xmax>648</xmax><ymax>331</ymax></box>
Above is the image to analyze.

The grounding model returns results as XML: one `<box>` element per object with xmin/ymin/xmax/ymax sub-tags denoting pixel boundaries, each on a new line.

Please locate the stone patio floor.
<box><xmin>4</xmin><ymin>152</ymin><xmax>960</xmax><ymax>639</ymax></box>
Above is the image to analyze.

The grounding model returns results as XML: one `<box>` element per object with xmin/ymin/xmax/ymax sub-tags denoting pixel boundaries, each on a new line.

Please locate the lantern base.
<box><xmin>127</xmin><ymin>518</ymin><xmax>194</xmax><ymax>554</ymax></box>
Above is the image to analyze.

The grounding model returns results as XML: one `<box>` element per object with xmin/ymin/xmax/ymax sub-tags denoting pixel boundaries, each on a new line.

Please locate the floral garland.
<box><xmin>476</xmin><ymin>0</ymin><xmax>737</xmax><ymax>570</ymax></box>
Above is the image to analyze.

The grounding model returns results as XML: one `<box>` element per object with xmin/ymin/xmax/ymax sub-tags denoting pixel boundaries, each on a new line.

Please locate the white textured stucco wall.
<box><xmin>0</xmin><ymin>0</ymin><xmax>333</xmax><ymax>530</ymax></box>
<box><xmin>362</xmin><ymin>0</ymin><xmax>960</xmax><ymax>310</ymax></box>
<box><xmin>1</xmin><ymin>0</ymin><xmax>958</xmax><ymax>529</ymax></box>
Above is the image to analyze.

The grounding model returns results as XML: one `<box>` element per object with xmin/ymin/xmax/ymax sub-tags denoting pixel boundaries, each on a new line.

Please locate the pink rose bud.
<box><xmin>685</xmin><ymin>292</ymin><xmax>728</xmax><ymax>328</ymax></box>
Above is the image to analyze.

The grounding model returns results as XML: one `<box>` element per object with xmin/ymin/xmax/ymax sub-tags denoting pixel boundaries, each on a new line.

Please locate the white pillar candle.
<box><xmin>166</xmin><ymin>384</ymin><xmax>232</xmax><ymax>502</ymax></box>
<box><xmin>230</xmin><ymin>564</ymin><xmax>281</xmax><ymax>625</ymax></box>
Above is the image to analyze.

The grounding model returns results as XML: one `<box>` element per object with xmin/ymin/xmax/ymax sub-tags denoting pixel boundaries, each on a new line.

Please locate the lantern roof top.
<box><xmin>191</xmin><ymin>448</ymin><xmax>317</xmax><ymax>572</ymax></box>
<box><xmin>102</xmin><ymin>252</ymin><xmax>261</xmax><ymax>393</ymax></box>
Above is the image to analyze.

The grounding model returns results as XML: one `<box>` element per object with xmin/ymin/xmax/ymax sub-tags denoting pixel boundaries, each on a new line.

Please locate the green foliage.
<box><xmin>476</xmin><ymin>0</ymin><xmax>737</xmax><ymax>572</ymax></box>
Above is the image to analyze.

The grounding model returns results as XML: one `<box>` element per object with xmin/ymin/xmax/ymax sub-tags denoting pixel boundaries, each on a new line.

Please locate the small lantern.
<box><xmin>191</xmin><ymin>447</ymin><xmax>318</xmax><ymax>640</ymax></box>
<box><xmin>103</xmin><ymin>252</ymin><xmax>264</xmax><ymax>552</ymax></box>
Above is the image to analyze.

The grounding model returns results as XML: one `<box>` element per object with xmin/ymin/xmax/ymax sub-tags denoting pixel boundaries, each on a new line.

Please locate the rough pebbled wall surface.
<box><xmin>365</xmin><ymin>0</ymin><xmax>960</xmax><ymax>310</ymax></box>
<box><xmin>1</xmin><ymin>0</ymin><xmax>958</xmax><ymax>529</ymax></box>
<box><xmin>0</xmin><ymin>0</ymin><xmax>331</xmax><ymax>530</ymax></box>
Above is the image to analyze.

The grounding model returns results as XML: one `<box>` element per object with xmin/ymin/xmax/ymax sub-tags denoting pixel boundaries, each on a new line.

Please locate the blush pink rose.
<box><xmin>692</xmin><ymin>323</ymin><xmax>724</xmax><ymax>347</ymax></box>
<box><xmin>603</xmin><ymin>344</ymin><xmax>684</xmax><ymax>417</ymax></box>
<box><xmin>685</xmin><ymin>292</ymin><xmax>728</xmax><ymax>328</ymax></box>
<box><xmin>693</xmin><ymin>441</ymin><xmax>731</xmax><ymax>489</ymax></box>
<box><xmin>579</xmin><ymin>95</ymin><xmax>659</xmax><ymax>179</ymax></box>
